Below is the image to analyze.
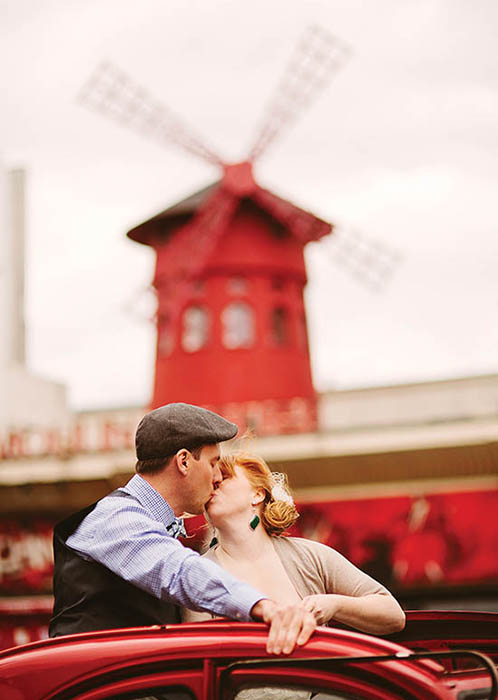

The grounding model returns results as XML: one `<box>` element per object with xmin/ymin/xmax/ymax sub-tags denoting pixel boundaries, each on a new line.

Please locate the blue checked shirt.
<box><xmin>66</xmin><ymin>474</ymin><xmax>264</xmax><ymax>621</ymax></box>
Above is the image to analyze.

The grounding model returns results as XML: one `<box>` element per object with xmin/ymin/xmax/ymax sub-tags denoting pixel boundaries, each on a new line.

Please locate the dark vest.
<box><xmin>49</xmin><ymin>491</ymin><xmax>180</xmax><ymax>637</ymax></box>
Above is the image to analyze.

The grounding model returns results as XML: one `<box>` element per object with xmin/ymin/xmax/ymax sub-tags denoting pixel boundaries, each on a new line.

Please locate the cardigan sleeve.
<box><xmin>282</xmin><ymin>537</ymin><xmax>390</xmax><ymax>598</ymax></box>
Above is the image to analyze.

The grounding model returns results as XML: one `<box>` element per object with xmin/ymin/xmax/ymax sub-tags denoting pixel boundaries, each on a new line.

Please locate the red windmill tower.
<box><xmin>80</xmin><ymin>28</ymin><xmax>356</xmax><ymax>434</ymax></box>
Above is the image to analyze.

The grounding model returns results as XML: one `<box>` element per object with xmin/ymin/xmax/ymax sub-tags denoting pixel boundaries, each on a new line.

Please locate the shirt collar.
<box><xmin>123</xmin><ymin>473</ymin><xmax>178</xmax><ymax>529</ymax></box>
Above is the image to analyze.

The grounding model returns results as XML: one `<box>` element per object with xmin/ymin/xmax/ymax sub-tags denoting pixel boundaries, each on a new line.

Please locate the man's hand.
<box><xmin>251</xmin><ymin>599</ymin><xmax>316</xmax><ymax>655</ymax></box>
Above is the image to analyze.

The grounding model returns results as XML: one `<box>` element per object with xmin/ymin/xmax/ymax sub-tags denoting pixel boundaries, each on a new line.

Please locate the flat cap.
<box><xmin>135</xmin><ymin>402</ymin><xmax>238</xmax><ymax>460</ymax></box>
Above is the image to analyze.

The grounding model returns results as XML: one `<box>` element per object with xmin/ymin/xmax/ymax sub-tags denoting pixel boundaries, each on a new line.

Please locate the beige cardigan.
<box><xmin>183</xmin><ymin>536</ymin><xmax>388</xmax><ymax>622</ymax></box>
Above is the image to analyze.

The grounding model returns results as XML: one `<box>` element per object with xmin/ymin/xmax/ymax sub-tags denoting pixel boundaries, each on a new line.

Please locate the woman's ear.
<box><xmin>251</xmin><ymin>488</ymin><xmax>266</xmax><ymax>506</ymax></box>
<box><xmin>175</xmin><ymin>449</ymin><xmax>190</xmax><ymax>477</ymax></box>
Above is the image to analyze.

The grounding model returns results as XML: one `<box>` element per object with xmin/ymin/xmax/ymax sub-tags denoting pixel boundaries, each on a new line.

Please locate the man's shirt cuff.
<box><xmin>223</xmin><ymin>583</ymin><xmax>267</xmax><ymax>621</ymax></box>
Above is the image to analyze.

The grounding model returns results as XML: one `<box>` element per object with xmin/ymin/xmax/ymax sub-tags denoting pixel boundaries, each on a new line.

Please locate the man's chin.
<box><xmin>184</xmin><ymin>503</ymin><xmax>204</xmax><ymax>517</ymax></box>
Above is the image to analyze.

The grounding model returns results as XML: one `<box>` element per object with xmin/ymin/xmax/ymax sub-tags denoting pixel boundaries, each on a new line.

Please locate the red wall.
<box><xmin>290</xmin><ymin>488</ymin><xmax>498</xmax><ymax>589</ymax></box>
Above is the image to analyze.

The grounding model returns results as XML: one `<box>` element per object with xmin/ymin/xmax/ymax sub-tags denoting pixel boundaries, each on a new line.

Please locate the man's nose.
<box><xmin>212</xmin><ymin>464</ymin><xmax>222</xmax><ymax>487</ymax></box>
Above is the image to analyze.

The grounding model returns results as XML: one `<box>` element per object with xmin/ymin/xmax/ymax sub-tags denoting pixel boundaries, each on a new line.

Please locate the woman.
<box><xmin>183</xmin><ymin>452</ymin><xmax>405</xmax><ymax>634</ymax></box>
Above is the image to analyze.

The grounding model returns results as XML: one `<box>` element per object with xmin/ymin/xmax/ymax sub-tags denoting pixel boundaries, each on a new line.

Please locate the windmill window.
<box><xmin>181</xmin><ymin>306</ymin><xmax>209</xmax><ymax>352</ymax></box>
<box><xmin>271</xmin><ymin>306</ymin><xmax>288</xmax><ymax>346</ymax></box>
<box><xmin>158</xmin><ymin>315</ymin><xmax>174</xmax><ymax>356</ymax></box>
<box><xmin>222</xmin><ymin>302</ymin><xmax>254</xmax><ymax>349</ymax></box>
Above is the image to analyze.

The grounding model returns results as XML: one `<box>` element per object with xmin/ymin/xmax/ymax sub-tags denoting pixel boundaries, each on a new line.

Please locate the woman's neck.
<box><xmin>215</xmin><ymin>514</ymin><xmax>274</xmax><ymax>562</ymax></box>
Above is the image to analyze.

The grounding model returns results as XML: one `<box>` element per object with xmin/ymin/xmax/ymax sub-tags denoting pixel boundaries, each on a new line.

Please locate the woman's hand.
<box><xmin>303</xmin><ymin>593</ymin><xmax>406</xmax><ymax>634</ymax></box>
<box><xmin>302</xmin><ymin>594</ymin><xmax>339</xmax><ymax>626</ymax></box>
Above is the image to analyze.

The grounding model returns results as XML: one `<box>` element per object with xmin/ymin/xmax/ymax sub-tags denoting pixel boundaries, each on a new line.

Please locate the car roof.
<box><xmin>0</xmin><ymin>622</ymin><xmax>434</xmax><ymax>695</ymax></box>
<box><xmin>1</xmin><ymin>613</ymin><xmax>497</xmax><ymax>700</ymax></box>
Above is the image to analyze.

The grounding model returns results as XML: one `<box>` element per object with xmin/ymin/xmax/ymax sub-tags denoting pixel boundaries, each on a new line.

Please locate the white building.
<box><xmin>0</xmin><ymin>161</ymin><xmax>68</xmax><ymax>430</ymax></box>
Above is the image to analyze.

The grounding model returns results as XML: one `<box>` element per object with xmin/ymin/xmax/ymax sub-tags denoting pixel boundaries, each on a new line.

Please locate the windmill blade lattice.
<box><xmin>156</xmin><ymin>186</ymin><xmax>240</xmax><ymax>322</ymax></box>
<box><xmin>173</xmin><ymin>187</ymin><xmax>239</xmax><ymax>280</ymax></box>
<box><xmin>78</xmin><ymin>30</ymin><xmax>400</xmax><ymax>314</ymax></box>
<box><xmin>248</xmin><ymin>25</ymin><xmax>352</xmax><ymax>162</ymax></box>
<box><xmin>319</xmin><ymin>226</ymin><xmax>402</xmax><ymax>292</ymax></box>
<box><xmin>78</xmin><ymin>61</ymin><xmax>223</xmax><ymax>166</ymax></box>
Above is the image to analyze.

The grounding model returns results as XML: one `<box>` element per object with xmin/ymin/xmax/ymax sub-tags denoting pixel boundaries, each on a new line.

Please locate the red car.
<box><xmin>0</xmin><ymin>611</ymin><xmax>497</xmax><ymax>700</ymax></box>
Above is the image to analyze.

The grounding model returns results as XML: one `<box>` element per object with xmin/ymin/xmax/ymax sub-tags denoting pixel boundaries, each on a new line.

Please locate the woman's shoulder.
<box><xmin>273</xmin><ymin>536</ymin><xmax>338</xmax><ymax>592</ymax></box>
<box><xmin>274</xmin><ymin>535</ymin><xmax>331</xmax><ymax>550</ymax></box>
<box><xmin>273</xmin><ymin>535</ymin><xmax>338</xmax><ymax>561</ymax></box>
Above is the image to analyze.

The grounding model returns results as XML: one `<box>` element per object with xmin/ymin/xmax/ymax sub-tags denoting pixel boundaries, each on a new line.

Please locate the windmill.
<box><xmin>79</xmin><ymin>26</ymin><xmax>398</xmax><ymax>435</ymax></box>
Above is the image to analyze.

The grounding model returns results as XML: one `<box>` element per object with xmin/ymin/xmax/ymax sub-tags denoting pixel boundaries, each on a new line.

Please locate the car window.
<box><xmin>69</xmin><ymin>685</ymin><xmax>196</xmax><ymax>700</ymax></box>
<box><xmin>93</xmin><ymin>689</ymin><xmax>194</xmax><ymax>700</ymax></box>
<box><xmin>234</xmin><ymin>687</ymin><xmax>355</xmax><ymax>700</ymax></box>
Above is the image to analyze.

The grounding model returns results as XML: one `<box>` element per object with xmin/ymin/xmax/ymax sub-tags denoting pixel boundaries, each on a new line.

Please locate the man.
<box><xmin>50</xmin><ymin>403</ymin><xmax>316</xmax><ymax>654</ymax></box>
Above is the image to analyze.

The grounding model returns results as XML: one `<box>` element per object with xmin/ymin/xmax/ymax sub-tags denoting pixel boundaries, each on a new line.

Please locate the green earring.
<box><xmin>249</xmin><ymin>514</ymin><xmax>260</xmax><ymax>530</ymax></box>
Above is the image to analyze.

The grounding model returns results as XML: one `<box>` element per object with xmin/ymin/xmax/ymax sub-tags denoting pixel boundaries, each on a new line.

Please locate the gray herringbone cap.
<box><xmin>135</xmin><ymin>403</ymin><xmax>238</xmax><ymax>460</ymax></box>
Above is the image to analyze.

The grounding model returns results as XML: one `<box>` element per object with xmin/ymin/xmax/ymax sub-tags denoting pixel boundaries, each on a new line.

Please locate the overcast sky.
<box><xmin>1</xmin><ymin>0</ymin><xmax>497</xmax><ymax>409</ymax></box>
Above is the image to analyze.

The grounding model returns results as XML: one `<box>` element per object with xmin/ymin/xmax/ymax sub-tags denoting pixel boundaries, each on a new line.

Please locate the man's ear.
<box><xmin>174</xmin><ymin>449</ymin><xmax>190</xmax><ymax>477</ymax></box>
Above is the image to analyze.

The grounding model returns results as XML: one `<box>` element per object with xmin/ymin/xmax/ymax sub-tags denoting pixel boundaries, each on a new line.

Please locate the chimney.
<box><xmin>7</xmin><ymin>168</ymin><xmax>26</xmax><ymax>366</ymax></box>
